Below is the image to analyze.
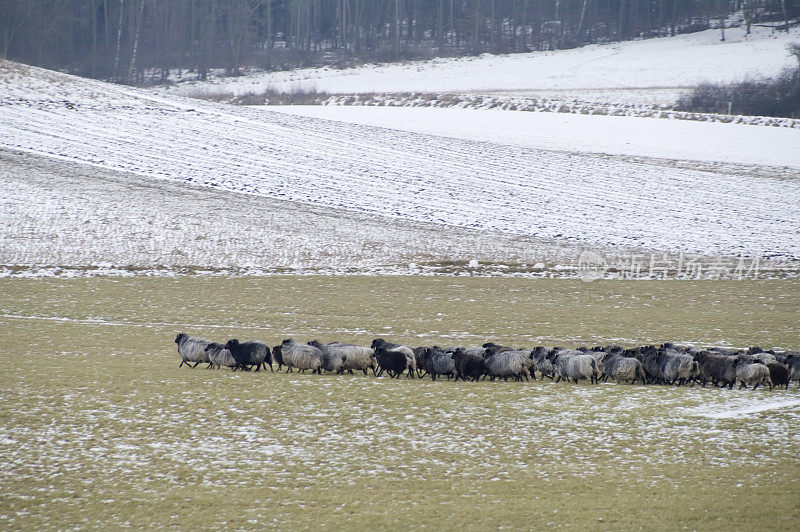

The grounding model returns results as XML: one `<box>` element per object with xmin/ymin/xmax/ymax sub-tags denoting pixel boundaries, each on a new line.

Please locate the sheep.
<box><xmin>272</xmin><ymin>344</ymin><xmax>285</xmax><ymax>371</ymax></box>
<box><xmin>787</xmin><ymin>353</ymin><xmax>800</xmax><ymax>389</ymax></box>
<box><xmin>484</xmin><ymin>348</ymin><xmax>530</xmax><ymax>382</ymax></box>
<box><xmin>452</xmin><ymin>349</ymin><xmax>485</xmax><ymax>381</ymax></box>
<box><xmin>308</xmin><ymin>340</ymin><xmax>346</xmax><ymax>374</ymax></box>
<box><xmin>413</xmin><ymin>346</ymin><xmax>429</xmax><ymax>378</ymax></box>
<box><xmin>752</xmin><ymin>352</ymin><xmax>777</xmax><ymax>365</ymax></box>
<box><xmin>547</xmin><ymin>349</ymin><xmax>598</xmax><ymax>384</ymax></box>
<box><xmin>767</xmin><ymin>362</ymin><xmax>789</xmax><ymax>391</ymax></box>
<box><xmin>482</xmin><ymin>342</ymin><xmax>512</xmax><ymax>353</ymax></box>
<box><xmin>530</xmin><ymin>347</ymin><xmax>555</xmax><ymax>380</ymax></box>
<box><xmin>693</xmin><ymin>350</ymin><xmax>737</xmax><ymax>388</ymax></box>
<box><xmin>175</xmin><ymin>333</ymin><xmax>211</xmax><ymax>368</ymax></box>
<box><xmin>374</xmin><ymin>347</ymin><xmax>410</xmax><ymax>379</ymax></box>
<box><xmin>224</xmin><ymin>339</ymin><xmax>272</xmax><ymax>372</ymax></box>
<box><xmin>423</xmin><ymin>348</ymin><xmax>456</xmax><ymax>381</ymax></box>
<box><xmin>339</xmin><ymin>344</ymin><xmax>377</xmax><ymax>376</ymax></box>
<box><xmin>309</xmin><ymin>341</ymin><xmax>376</xmax><ymax>375</ymax></box>
<box><xmin>659</xmin><ymin>344</ymin><xmax>697</xmax><ymax>386</ymax></box>
<box><xmin>637</xmin><ymin>345</ymin><xmax>665</xmax><ymax>384</ymax></box>
<box><xmin>747</xmin><ymin>347</ymin><xmax>778</xmax><ymax>365</ymax></box>
<box><xmin>597</xmin><ymin>351</ymin><xmax>647</xmax><ymax>385</ymax></box>
<box><xmin>464</xmin><ymin>347</ymin><xmax>488</xmax><ymax>357</ymax></box>
<box><xmin>204</xmin><ymin>342</ymin><xmax>237</xmax><ymax>370</ymax></box>
<box><xmin>371</xmin><ymin>339</ymin><xmax>416</xmax><ymax>378</ymax></box>
<box><xmin>735</xmin><ymin>358</ymin><xmax>772</xmax><ymax>391</ymax></box>
<box><xmin>280</xmin><ymin>339</ymin><xmax>323</xmax><ymax>374</ymax></box>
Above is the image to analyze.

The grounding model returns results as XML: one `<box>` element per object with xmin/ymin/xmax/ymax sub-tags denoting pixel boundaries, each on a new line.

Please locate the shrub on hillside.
<box><xmin>676</xmin><ymin>43</ymin><xmax>800</xmax><ymax>119</ymax></box>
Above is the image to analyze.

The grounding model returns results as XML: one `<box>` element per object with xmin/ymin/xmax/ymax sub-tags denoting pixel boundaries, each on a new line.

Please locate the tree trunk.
<box><xmin>127</xmin><ymin>0</ymin><xmax>144</xmax><ymax>83</ymax></box>
<box><xmin>782</xmin><ymin>0</ymin><xmax>790</xmax><ymax>32</ymax></box>
<box><xmin>113</xmin><ymin>0</ymin><xmax>124</xmax><ymax>81</ymax></box>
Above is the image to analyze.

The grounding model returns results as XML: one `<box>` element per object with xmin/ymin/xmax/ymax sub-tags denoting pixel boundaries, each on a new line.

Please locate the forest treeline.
<box><xmin>1</xmin><ymin>1</ymin><xmax>796</xmax><ymax>84</ymax></box>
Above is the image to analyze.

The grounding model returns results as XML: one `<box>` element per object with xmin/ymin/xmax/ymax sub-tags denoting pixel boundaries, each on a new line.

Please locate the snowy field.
<box><xmin>0</xmin><ymin>148</ymin><xmax>587</xmax><ymax>276</ymax></box>
<box><xmin>1</xmin><ymin>276</ymin><xmax>798</xmax><ymax>529</ymax></box>
<box><xmin>157</xmin><ymin>25</ymin><xmax>797</xmax><ymax>105</ymax></box>
<box><xmin>264</xmin><ymin>105</ymin><xmax>800</xmax><ymax>169</ymax></box>
<box><xmin>2</xmin><ymin>60</ymin><xmax>799</xmax><ymax>273</ymax></box>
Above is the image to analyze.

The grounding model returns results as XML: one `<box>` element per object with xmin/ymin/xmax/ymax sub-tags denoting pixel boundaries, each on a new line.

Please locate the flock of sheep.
<box><xmin>174</xmin><ymin>333</ymin><xmax>800</xmax><ymax>391</ymax></box>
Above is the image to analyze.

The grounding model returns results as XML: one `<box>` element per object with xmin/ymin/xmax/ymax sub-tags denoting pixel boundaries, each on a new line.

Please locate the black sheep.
<box><xmin>224</xmin><ymin>339</ymin><xmax>272</xmax><ymax>372</ymax></box>
<box><xmin>452</xmin><ymin>349</ymin><xmax>486</xmax><ymax>382</ymax></box>
<box><xmin>374</xmin><ymin>347</ymin><xmax>409</xmax><ymax>379</ymax></box>
<box><xmin>766</xmin><ymin>362</ymin><xmax>789</xmax><ymax>390</ymax></box>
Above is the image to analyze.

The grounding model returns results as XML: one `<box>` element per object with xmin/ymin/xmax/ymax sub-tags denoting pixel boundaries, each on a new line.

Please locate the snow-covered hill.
<box><xmin>156</xmin><ymin>25</ymin><xmax>797</xmax><ymax>105</ymax></box>
<box><xmin>1</xmin><ymin>60</ymin><xmax>799</xmax><ymax>274</ymax></box>
<box><xmin>263</xmin><ymin>105</ymin><xmax>800</xmax><ymax>169</ymax></box>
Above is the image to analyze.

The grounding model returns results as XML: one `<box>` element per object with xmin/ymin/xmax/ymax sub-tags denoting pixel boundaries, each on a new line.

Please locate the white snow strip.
<box><xmin>262</xmin><ymin>105</ymin><xmax>800</xmax><ymax>169</ymax></box>
<box><xmin>688</xmin><ymin>399</ymin><xmax>800</xmax><ymax>419</ymax></box>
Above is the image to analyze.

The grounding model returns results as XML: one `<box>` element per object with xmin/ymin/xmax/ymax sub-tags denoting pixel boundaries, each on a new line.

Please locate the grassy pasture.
<box><xmin>0</xmin><ymin>276</ymin><xmax>799</xmax><ymax>529</ymax></box>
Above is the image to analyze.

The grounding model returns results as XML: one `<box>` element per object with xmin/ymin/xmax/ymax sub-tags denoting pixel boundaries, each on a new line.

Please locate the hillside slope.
<box><xmin>1</xmin><ymin>60</ymin><xmax>799</xmax><ymax>271</ymax></box>
<box><xmin>156</xmin><ymin>25</ymin><xmax>797</xmax><ymax>104</ymax></box>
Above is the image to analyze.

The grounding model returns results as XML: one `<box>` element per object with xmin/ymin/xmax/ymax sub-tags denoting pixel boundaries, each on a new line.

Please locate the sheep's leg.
<box><xmin>739</xmin><ymin>382</ymin><xmax>746</xmax><ymax>389</ymax></box>
<box><xmin>752</xmin><ymin>383</ymin><xmax>759</xmax><ymax>391</ymax></box>
<box><xmin>192</xmin><ymin>361</ymin><xmax>201</xmax><ymax>368</ymax></box>
<box><xmin>179</xmin><ymin>360</ymin><xmax>185</xmax><ymax>367</ymax></box>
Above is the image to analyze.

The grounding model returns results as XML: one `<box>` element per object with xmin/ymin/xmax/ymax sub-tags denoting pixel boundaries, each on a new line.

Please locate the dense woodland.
<box><xmin>0</xmin><ymin>1</ymin><xmax>797</xmax><ymax>84</ymax></box>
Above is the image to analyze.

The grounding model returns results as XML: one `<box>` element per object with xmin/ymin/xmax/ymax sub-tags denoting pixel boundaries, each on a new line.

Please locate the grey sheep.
<box><xmin>530</xmin><ymin>347</ymin><xmax>555</xmax><ymax>380</ymax></box>
<box><xmin>597</xmin><ymin>351</ymin><xmax>646</xmax><ymax>385</ymax></box>
<box><xmin>424</xmin><ymin>348</ymin><xmax>456</xmax><ymax>381</ymax></box>
<box><xmin>735</xmin><ymin>359</ymin><xmax>772</xmax><ymax>391</ymax></box>
<box><xmin>484</xmin><ymin>348</ymin><xmax>530</xmax><ymax>382</ymax></box>
<box><xmin>308</xmin><ymin>340</ymin><xmax>346</xmax><ymax>374</ymax></box>
<box><xmin>205</xmin><ymin>342</ymin><xmax>236</xmax><ymax>370</ymax></box>
<box><xmin>660</xmin><ymin>345</ymin><xmax>698</xmax><ymax>386</ymax></box>
<box><xmin>547</xmin><ymin>348</ymin><xmax>598</xmax><ymax>384</ymax></box>
<box><xmin>280</xmin><ymin>339</ymin><xmax>323</xmax><ymax>374</ymax></box>
<box><xmin>175</xmin><ymin>333</ymin><xmax>211</xmax><ymax>368</ymax></box>
<box><xmin>310</xmin><ymin>341</ymin><xmax>376</xmax><ymax>375</ymax></box>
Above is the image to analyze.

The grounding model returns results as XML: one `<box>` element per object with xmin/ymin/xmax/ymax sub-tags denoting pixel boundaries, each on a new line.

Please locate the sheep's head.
<box><xmin>175</xmin><ymin>333</ymin><xmax>186</xmax><ymax>344</ymax></box>
<box><xmin>370</xmin><ymin>338</ymin><xmax>385</xmax><ymax>349</ymax></box>
<box><xmin>205</xmin><ymin>342</ymin><xmax>221</xmax><ymax>352</ymax></box>
<box><xmin>281</xmin><ymin>338</ymin><xmax>293</xmax><ymax>345</ymax></box>
<box><xmin>225</xmin><ymin>339</ymin><xmax>240</xmax><ymax>349</ymax></box>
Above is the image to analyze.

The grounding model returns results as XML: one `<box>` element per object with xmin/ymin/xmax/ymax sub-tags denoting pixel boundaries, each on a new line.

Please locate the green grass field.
<box><xmin>1</xmin><ymin>276</ymin><xmax>799</xmax><ymax>529</ymax></box>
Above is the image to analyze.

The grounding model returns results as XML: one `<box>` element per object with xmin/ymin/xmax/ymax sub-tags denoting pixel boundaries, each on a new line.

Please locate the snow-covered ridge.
<box><xmin>264</xmin><ymin>105</ymin><xmax>800</xmax><ymax>170</ymax></box>
<box><xmin>1</xmin><ymin>60</ymin><xmax>799</xmax><ymax>263</ymax></box>
<box><xmin>153</xmin><ymin>25</ymin><xmax>797</xmax><ymax>102</ymax></box>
